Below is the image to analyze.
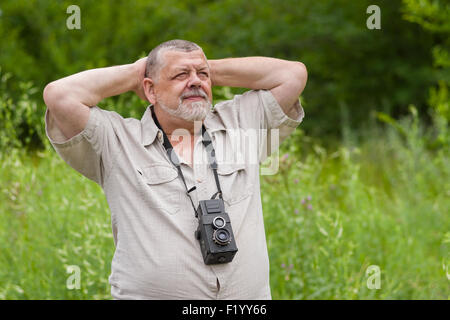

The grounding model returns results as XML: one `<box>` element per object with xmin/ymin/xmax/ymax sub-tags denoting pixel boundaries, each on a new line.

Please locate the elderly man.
<box><xmin>43</xmin><ymin>39</ymin><xmax>307</xmax><ymax>299</ymax></box>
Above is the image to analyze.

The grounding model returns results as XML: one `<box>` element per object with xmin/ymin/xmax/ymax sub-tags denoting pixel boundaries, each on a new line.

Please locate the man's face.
<box><xmin>151</xmin><ymin>49</ymin><xmax>213</xmax><ymax>122</ymax></box>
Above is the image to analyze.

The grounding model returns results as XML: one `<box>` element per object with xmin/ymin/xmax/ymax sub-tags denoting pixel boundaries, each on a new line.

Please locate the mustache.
<box><xmin>180</xmin><ymin>89</ymin><xmax>208</xmax><ymax>100</ymax></box>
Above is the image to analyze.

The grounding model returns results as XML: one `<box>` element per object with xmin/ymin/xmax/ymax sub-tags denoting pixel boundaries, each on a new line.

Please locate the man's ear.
<box><xmin>142</xmin><ymin>78</ymin><xmax>156</xmax><ymax>104</ymax></box>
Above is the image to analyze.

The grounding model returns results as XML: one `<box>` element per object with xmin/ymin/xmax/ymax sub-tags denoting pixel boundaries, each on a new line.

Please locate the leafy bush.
<box><xmin>0</xmin><ymin>0</ymin><xmax>439</xmax><ymax>138</ymax></box>
<box><xmin>0</xmin><ymin>69</ymin><xmax>45</xmax><ymax>151</ymax></box>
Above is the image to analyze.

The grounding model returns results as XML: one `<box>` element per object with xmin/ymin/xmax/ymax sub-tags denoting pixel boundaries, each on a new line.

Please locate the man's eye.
<box><xmin>175</xmin><ymin>73</ymin><xmax>187</xmax><ymax>79</ymax></box>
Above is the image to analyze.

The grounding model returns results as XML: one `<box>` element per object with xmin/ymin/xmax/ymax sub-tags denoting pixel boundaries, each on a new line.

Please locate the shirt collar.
<box><xmin>141</xmin><ymin>105</ymin><xmax>159</xmax><ymax>146</ymax></box>
<box><xmin>140</xmin><ymin>105</ymin><xmax>226</xmax><ymax>147</ymax></box>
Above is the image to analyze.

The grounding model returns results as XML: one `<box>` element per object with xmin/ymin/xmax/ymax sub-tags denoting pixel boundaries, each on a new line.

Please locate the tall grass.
<box><xmin>0</xmin><ymin>146</ymin><xmax>113</xmax><ymax>299</ymax></box>
<box><xmin>0</xmin><ymin>111</ymin><xmax>448</xmax><ymax>299</ymax></box>
<box><xmin>264</xmin><ymin>110</ymin><xmax>449</xmax><ymax>299</ymax></box>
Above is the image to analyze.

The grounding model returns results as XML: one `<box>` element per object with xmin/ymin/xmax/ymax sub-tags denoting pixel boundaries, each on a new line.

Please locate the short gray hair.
<box><xmin>145</xmin><ymin>39</ymin><xmax>203</xmax><ymax>80</ymax></box>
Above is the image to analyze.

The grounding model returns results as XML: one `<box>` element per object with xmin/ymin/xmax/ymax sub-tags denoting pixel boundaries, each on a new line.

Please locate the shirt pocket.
<box><xmin>137</xmin><ymin>163</ymin><xmax>182</xmax><ymax>215</ymax></box>
<box><xmin>216</xmin><ymin>163</ymin><xmax>254</xmax><ymax>206</ymax></box>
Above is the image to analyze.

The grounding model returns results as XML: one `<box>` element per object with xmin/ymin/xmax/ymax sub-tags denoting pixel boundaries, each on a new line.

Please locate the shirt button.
<box><xmin>157</xmin><ymin>131</ymin><xmax>163</xmax><ymax>142</ymax></box>
<box><xmin>196</xmin><ymin>178</ymin><xmax>203</xmax><ymax>183</ymax></box>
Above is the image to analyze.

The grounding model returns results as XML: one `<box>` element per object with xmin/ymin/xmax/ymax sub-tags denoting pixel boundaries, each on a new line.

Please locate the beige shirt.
<box><xmin>45</xmin><ymin>89</ymin><xmax>304</xmax><ymax>299</ymax></box>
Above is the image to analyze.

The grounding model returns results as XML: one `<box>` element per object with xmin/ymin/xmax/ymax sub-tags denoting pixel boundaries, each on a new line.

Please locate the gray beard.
<box><xmin>158</xmin><ymin>97</ymin><xmax>212</xmax><ymax>122</ymax></box>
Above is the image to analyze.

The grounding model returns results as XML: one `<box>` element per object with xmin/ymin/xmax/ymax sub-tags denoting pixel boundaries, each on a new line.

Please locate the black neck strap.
<box><xmin>150</xmin><ymin>106</ymin><xmax>223</xmax><ymax>217</ymax></box>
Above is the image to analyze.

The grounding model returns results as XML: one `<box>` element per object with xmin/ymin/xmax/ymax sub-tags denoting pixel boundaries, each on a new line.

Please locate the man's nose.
<box><xmin>187</xmin><ymin>73</ymin><xmax>202</xmax><ymax>88</ymax></box>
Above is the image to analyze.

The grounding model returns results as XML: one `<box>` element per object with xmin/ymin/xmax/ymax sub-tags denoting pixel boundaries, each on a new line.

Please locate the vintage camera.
<box><xmin>194</xmin><ymin>199</ymin><xmax>238</xmax><ymax>265</ymax></box>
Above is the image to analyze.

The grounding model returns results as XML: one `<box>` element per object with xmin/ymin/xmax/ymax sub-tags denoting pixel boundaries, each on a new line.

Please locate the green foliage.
<box><xmin>376</xmin><ymin>101</ymin><xmax>448</xmax><ymax>150</ymax></box>
<box><xmin>0</xmin><ymin>0</ymin><xmax>442</xmax><ymax>143</ymax></box>
<box><xmin>401</xmin><ymin>0</ymin><xmax>450</xmax><ymax>147</ymax></box>
<box><xmin>429</xmin><ymin>81</ymin><xmax>449</xmax><ymax>143</ymax></box>
<box><xmin>0</xmin><ymin>148</ymin><xmax>113</xmax><ymax>299</ymax></box>
<box><xmin>402</xmin><ymin>0</ymin><xmax>450</xmax><ymax>33</ymax></box>
<box><xmin>263</xmin><ymin>118</ymin><xmax>449</xmax><ymax>299</ymax></box>
<box><xmin>0</xmin><ymin>69</ymin><xmax>45</xmax><ymax>151</ymax></box>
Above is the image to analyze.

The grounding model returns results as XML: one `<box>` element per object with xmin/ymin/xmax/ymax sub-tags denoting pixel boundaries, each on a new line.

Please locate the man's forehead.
<box><xmin>161</xmin><ymin>50</ymin><xmax>208</xmax><ymax>70</ymax></box>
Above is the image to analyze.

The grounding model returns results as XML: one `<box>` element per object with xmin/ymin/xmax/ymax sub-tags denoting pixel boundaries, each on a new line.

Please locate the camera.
<box><xmin>194</xmin><ymin>199</ymin><xmax>238</xmax><ymax>265</ymax></box>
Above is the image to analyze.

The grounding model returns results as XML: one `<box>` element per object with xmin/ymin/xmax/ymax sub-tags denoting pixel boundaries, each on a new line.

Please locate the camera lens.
<box><xmin>213</xmin><ymin>229</ymin><xmax>231</xmax><ymax>246</ymax></box>
<box><xmin>212</xmin><ymin>216</ymin><xmax>226</xmax><ymax>229</ymax></box>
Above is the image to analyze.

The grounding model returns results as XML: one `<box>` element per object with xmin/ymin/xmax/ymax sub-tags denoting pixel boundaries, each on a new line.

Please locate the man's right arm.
<box><xmin>43</xmin><ymin>58</ymin><xmax>147</xmax><ymax>140</ymax></box>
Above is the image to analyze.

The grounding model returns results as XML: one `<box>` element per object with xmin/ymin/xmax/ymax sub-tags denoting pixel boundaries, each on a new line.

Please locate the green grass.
<box><xmin>263</xmin><ymin>125</ymin><xmax>449</xmax><ymax>299</ymax></box>
<box><xmin>0</xmin><ymin>147</ymin><xmax>113</xmax><ymax>299</ymax></box>
<box><xmin>0</xmin><ymin>124</ymin><xmax>448</xmax><ymax>299</ymax></box>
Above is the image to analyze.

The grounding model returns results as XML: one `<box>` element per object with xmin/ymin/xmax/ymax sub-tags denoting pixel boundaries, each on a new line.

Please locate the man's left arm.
<box><xmin>208</xmin><ymin>57</ymin><xmax>307</xmax><ymax>119</ymax></box>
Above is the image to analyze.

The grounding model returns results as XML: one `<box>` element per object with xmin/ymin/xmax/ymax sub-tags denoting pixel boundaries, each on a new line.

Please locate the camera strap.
<box><xmin>150</xmin><ymin>106</ymin><xmax>223</xmax><ymax>217</ymax></box>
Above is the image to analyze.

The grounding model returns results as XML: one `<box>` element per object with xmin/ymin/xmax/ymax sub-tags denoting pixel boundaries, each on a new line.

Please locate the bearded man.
<box><xmin>43</xmin><ymin>39</ymin><xmax>307</xmax><ymax>299</ymax></box>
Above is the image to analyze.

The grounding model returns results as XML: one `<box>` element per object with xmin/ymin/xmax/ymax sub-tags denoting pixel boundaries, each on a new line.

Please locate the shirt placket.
<box><xmin>193</xmin><ymin>132</ymin><xmax>223</xmax><ymax>296</ymax></box>
<box><xmin>193</xmin><ymin>134</ymin><xmax>209</xmax><ymax>200</ymax></box>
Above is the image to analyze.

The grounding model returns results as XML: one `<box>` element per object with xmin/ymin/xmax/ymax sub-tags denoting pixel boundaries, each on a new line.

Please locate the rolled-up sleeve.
<box><xmin>45</xmin><ymin>106</ymin><xmax>118</xmax><ymax>186</ymax></box>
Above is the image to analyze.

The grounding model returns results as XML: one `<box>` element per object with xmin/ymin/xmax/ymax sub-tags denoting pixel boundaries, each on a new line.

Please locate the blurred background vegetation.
<box><xmin>0</xmin><ymin>0</ymin><xmax>448</xmax><ymax>299</ymax></box>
